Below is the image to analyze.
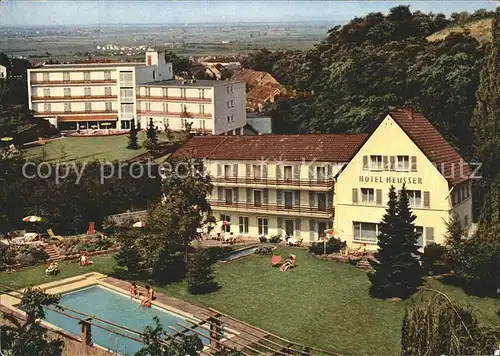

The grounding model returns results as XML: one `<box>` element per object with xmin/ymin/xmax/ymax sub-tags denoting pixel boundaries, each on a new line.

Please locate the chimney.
<box><xmin>405</xmin><ymin>107</ymin><xmax>414</xmax><ymax>119</ymax></box>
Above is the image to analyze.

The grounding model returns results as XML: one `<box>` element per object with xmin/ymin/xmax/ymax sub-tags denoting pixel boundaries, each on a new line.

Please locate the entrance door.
<box><xmin>318</xmin><ymin>222</ymin><xmax>327</xmax><ymax>238</ymax></box>
<box><xmin>285</xmin><ymin>220</ymin><xmax>294</xmax><ymax>237</ymax></box>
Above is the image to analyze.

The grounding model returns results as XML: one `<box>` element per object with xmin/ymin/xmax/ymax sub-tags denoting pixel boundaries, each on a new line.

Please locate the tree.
<box><xmin>145</xmin><ymin>118</ymin><xmax>158</xmax><ymax>149</ymax></box>
<box><xmin>369</xmin><ymin>185</ymin><xmax>423</xmax><ymax>299</ymax></box>
<box><xmin>187</xmin><ymin>246</ymin><xmax>217</xmax><ymax>294</ymax></box>
<box><xmin>401</xmin><ymin>289</ymin><xmax>500</xmax><ymax>355</ymax></box>
<box><xmin>135</xmin><ymin>316</ymin><xmax>203</xmax><ymax>356</ymax></box>
<box><xmin>444</xmin><ymin>212</ymin><xmax>467</xmax><ymax>271</ymax></box>
<box><xmin>164</xmin><ymin>52</ymin><xmax>191</xmax><ymax>77</ymax></box>
<box><xmin>127</xmin><ymin>119</ymin><xmax>139</xmax><ymax>149</ymax></box>
<box><xmin>1</xmin><ymin>287</ymin><xmax>64</xmax><ymax>356</ymax></box>
<box><xmin>471</xmin><ymin>8</ymin><xmax>500</xmax><ymax>208</ymax></box>
<box><xmin>114</xmin><ymin>230</ymin><xmax>143</xmax><ymax>277</ymax></box>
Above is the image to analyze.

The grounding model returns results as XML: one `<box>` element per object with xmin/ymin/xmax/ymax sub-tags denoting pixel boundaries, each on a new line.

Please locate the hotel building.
<box><xmin>173</xmin><ymin>109</ymin><xmax>473</xmax><ymax>249</ymax></box>
<box><xmin>27</xmin><ymin>51</ymin><xmax>246</xmax><ymax>135</ymax></box>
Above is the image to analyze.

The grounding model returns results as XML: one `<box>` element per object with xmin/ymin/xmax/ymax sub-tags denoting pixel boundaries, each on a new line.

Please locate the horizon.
<box><xmin>0</xmin><ymin>1</ymin><xmax>498</xmax><ymax>27</ymax></box>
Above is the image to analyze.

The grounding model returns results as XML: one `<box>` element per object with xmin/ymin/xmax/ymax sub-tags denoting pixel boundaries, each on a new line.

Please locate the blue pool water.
<box><xmin>219</xmin><ymin>246</ymin><xmax>259</xmax><ymax>262</ymax></box>
<box><xmin>42</xmin><ymin>285</ymin><xmax>209</xmax><ymax>355</ymax></box>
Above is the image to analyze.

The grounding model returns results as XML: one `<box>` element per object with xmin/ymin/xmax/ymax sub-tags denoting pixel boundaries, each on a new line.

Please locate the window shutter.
<box><xmin>294</xmin><ymin>190</ymin><xmax>300</xmax><ymax>207</ymax></box>
<box><xmin>276</xmin><ymin>164</ymin><xmax>282</xmax><ymax>179</ymax></box>
<box><xmin>423</xmin><ymin>191</ymin><xmax>430</xmax><ymax>208</ymax></box>
<box><xmin>217</xmin><ymin>187</ymin><xmax>223</xmax><ymax>201</ymax></box>
<box><xmin>425</xmin><ymin>227</ymin><xmax>434</xmax><ymax>243</ymax></box>
<box><xmin>277</xmin><ymin>190</ymin><xmax>283</xmax><ymax>205</ymax></box>
<box><xmin>383</xmin><ymin>156</ymin><xmax>389</xmax><ymax>170</ymax></box>
<box><xmin>327</xmin><ymin>194</ymin><xmax>333</xmax><ymax>209</ymax></box>
<box><xmin>411</xmin><ymin>156</ymin><xmax>417</xmax><ymax>172</ymax></box>
<box><xmin>233</xmin><ymin>188</ymin><xmax>239</xmax><ymax>203</ymax></box>
<box><xmin>376</xmin><ymin>189</ymin><xmax>382</xmax><ymax>205</ymax></box>
<box><xmin>295</xmin><ymin>219</ymin><xmax>301</xmax><ymax>237</ymax></box>
<box><xmin>217</xmin><ymin>163</ymin><xmax>222</xmax><ymax>176</ymax></box>
<box><xmin>246</xmin><ymin>188</ymin><xmax>252</xmax><ymax>203</ymax></box>
<box><xmin>263</xmin><ymin>188</ymin><xmax>269</xmax><ymax>204</ymax></box>
<box><xmin>390</xmin><ymin>156</ymin><xmax>396</xmax><ymax>171</ymax></box>
<box><xmin>263</xmin><ymin>163</ymin><xmax>268</xmax><ymax>178</ymax></box>
<box><xmin>308</xmin><ymin>165</ymin><xmax>314</xmax><ymax>180</ymax></box>
<box><xmin>352</xmin><ymin>188</ymin><xmax>358</xmax><ymax>204</ymax></box>
<box><xmin>277</xmin><ymin>217</ymin><xmax>283</xmax><ymax>230</ymax></box>
<box><xmin>309</xmin><ymin>191</ymin><xmax>315</xmax><ymax>207</ymax></box>
<box><xmin>327</xmin><ymin>164</ymin><xmax>333</xmax><ymax>180</ymax></box>
<box><xmin>233</xmin><ymin>164</ymin><xmax>238</xmax><ymax>177</ymax></box>
<box><xmin>293</xmin><ymin>164</ymin><xmax>300</xmax><ymax>180</ymax></box>
<box><xmin>363</xmin><ymin>156</ymin><xmax>368</xmax><ymax>170</ymax></box>
<box><xmin>246</xmin><ymin>163</ymin><xmax>251</xmax><ymax>177</ymax></box>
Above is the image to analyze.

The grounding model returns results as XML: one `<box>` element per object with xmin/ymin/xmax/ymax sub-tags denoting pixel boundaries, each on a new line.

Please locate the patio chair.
<box><xmin>47</xmin><ymin>229</ymin><xmax>64</xmax><ymax>241</ymax></box>
<box><xmin>271</xmin><ymin>255</ymin><xmax>282</xmax><ymax>267</ymax></box>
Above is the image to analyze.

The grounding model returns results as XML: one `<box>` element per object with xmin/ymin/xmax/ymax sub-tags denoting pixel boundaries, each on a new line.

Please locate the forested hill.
<box><xmin>244</xmin><ymin>6</ymin><xmax>498</xmax><ymax>159</ymax></box>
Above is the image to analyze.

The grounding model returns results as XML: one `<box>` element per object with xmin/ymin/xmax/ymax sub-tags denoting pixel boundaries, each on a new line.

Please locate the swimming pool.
<box><xmin>41</xmin><ymin>285</ymin><xmax>209</xmax><ymax>355</ymax></box>
<box><xmin>219</xmin><ymin>245</ymin><xmax>259</xmax><ymax>262</ymax></box>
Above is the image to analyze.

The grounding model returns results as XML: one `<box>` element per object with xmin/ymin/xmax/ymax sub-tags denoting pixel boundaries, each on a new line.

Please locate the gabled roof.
<box><xmin>247</xmin><ymin>85</ymin><xmax>281</xmax><ymax>103</ymax></box>
<box><xmin>172</xmin><ymin>134</ymin><xmax>367</xmax><ymax>162</ymax></box>
<box><xmin>231</xmin><ymin>69</ymin><xmax>280</xmax><ymax>87</ymax></box>
<box><xmin>388</xmin><ymin>109</ymin><xmax>471</xmax><ymax>186</ymax></box>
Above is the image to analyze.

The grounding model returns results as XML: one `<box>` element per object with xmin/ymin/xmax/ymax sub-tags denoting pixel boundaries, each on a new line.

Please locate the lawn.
<box><xmin>23</xmin><ymin>134</ymin><xmax>147</xmax><ymax>162</ymax></box>
<box><xmin>1</xmin><ymin>249</ymin><xmax>498</xmax><ymax>355</ymax></box>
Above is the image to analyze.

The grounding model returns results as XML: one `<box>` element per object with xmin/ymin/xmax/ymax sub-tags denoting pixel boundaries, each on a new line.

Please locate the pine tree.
<box><xmin>114</xmin><ymin>231</ymin><xmax>142</xmax><ymax>277</ymax></box>
<box><xmin>127</xmin><ymin>119</ymin><xmax>139</xmax><ymax>149</ymax></box>
<box><xmin>369</xmin><ymin>185</ymin><xmax>422</xmax><ymax>299</ymax></box>
<box><xmin>187</xmin><ymin>247</ymin><xmax>216</xmax><ymax>294</ymax></box>
<box><xmin>146</xmin><ymin>118</ymin><xmax>158</xmax><ymax>149</ymax></box>
<box><xmin>444</xmin><ymin>212</ymin><xmax>466</xmax><ymax>270</ymax></box>
<box><xmin>471</xmin><ymin>8</ymin><xmax>500</xmax><ymax>208</ymax></box>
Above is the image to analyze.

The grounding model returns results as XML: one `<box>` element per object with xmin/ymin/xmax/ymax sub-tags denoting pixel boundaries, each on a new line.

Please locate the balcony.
<box><xmin>212</xmin><ymin>176</ymin><xmax>334</xmax><ymax>189</ymax></box>
<box><xmin>137</xmin><ymin>110</ymin><xmax>211</xmax><ymax>118</ymax></box>
<box><xmin>136</xmin><ymin>95</ymin><xmax>211</xmax><ymax>103</ymax></box>
<box><xmin>30</xmin><ymin>79</ymin><xmax>117</xmax><ymax>86</ymax></box>
<box><xmin>208</xmin><ymin>200</ymin><xmax>333</xmax><ymax>218</ymax></box>
<box><xmin>33</xmin><ymin>110</ymin><xmax>118</xmax><ymax>116</ymax></box>
<box><xmin>31</xmin><ymin>95</ymin><xmax>117</xmax><ymax>102</ymax></box>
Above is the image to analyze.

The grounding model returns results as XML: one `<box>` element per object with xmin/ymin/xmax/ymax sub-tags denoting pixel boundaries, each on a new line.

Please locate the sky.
<box><xmin>0</xmin><ymin>1</ymin><xmax>498</xmax><ymax>26</ymax></box>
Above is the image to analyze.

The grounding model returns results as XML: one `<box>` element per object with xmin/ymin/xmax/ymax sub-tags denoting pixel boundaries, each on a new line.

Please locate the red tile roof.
<box><xmin>389</xmin><ymin>109</ymin><xmax>472</xmax><ymax>186</ymax></box>
<box><xmin>172</xmin><ymin>134</ymin><xmax>368</xmax><ymax>162</ymax></box>
<box><xmin>231</xmin><ymin>69</ymin><xmax>280</xmax><ymax>87</ymax></box>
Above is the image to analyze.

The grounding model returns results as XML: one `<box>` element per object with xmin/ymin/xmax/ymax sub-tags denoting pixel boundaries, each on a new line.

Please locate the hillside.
<box><xmin>427</xmin><ymin>18</ymin><xmax>493</xmax><ymax>43</ymax></box>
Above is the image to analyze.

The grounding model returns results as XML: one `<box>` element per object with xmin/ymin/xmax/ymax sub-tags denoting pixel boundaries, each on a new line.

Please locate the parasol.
<box><xmin>1</xmin><ymin>137</ymin><xmax>13</xmax><ymax>142</ymax></box>
<box><xmin>22</xmin><ymin>215</ymin><xmax>42</xmax><ymax>223</ymax></box>
<box><xmin>132</xmin><ymin>221</ymin><xmax>145</xmax><ymax>228</ymax></box>
<box><xmin>217</xmin><ymin>220</ymin><xmax>230</xmax><ymax>227</ymax></box>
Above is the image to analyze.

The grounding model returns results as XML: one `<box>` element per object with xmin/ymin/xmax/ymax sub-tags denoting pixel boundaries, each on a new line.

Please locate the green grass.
<box><xmin>24</xmin><ymin>134</ymin><xmax>147</xmax><ymax>162</ymax></box>
<box><xmin>1</xmin><ymin>248</ymin><xmax>498</xmax><ymax>355</ymax></box>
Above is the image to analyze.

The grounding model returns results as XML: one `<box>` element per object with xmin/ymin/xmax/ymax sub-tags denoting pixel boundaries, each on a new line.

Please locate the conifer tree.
<box><xmin>187</xmin><ymin>247</ymin><xmax>216</xmax><ymax>294</ymax></box>
<box><xmin>369</xmin><ymin>185</ymin><xmax>422</xmax><ymax>298</ymax></box>
<box><xmin>146</xmin><ymin>118</ymin><xmax>158</xmax><ymax>149</ymax></box>
<box><xmin>127</xmin><ymin>119</ymin><xmax>139</xmax><ymax>149</ymax></box>
<box><xmin>444</xmin><ymin>212</ymin><xmax>466</xmax><ymax>270</ymax></box>
<box><xmin>114</xmin><ymin>230</ymin><xmax>142</xmax><ymax>277</ymax></box>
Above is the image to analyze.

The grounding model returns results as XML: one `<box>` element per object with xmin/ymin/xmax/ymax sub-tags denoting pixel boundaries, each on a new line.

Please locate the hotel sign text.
<box><xmin>359</xmin><ymin>176</ymin><xmax>423</xmax><ymax>184</ymax></box>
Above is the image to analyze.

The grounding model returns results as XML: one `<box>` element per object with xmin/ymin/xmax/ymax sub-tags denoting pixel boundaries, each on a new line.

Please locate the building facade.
<box><xmin>173</xmin><ymin>109</ymin><xmax>473</xmax><ymax>249</ymax></box>
<box><xmin>27</xmin><ymin>51</ymin><xmax>247</xmax><ymax>135</ymax></box>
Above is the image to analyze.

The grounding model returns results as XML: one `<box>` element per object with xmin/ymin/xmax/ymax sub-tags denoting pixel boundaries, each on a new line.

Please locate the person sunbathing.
<box><xmin>130</xmin><ymin>282</ymin><xmax>138</xmax><ymax>299</ymax></box>
<box><xmin>140</xmin><ymin>285</ymin><xmax>155</xmax><ymax>307</ymax></box>
<box><xmin>45</xmin><ymin>262</ymin><xmax>59</xmax><ymax>275</ymax></box>
<box><xmin>280</xmin><ymin>255</ymin><xmax>295</xmax><ymax>272</ymax></box>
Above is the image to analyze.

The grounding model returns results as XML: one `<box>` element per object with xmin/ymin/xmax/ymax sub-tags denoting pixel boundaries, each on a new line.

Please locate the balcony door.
<box><xmin>254</xmin><ymin>190</ymin><xmax>262</xmax><ymax>207</ymax></box>
<box><xmin>318</xmin><ymin>222</ymin><xmax>327</xmax><ymax>238</ymax></box>
<box><xmin>284</xmin><ymin>166</ymin><xmax>293</xmax><ymax>182</ymax></box>
<box><xmin>318</xmin><ymin>193</ymin><xmax>327</xmax><ymax>211</ymax></box>
<box><xmin>285</xmin><ymin>220</ymin><xmax>294</xmax><ymax>237</ymax></box>
<box><xmin>317</xmin><ymin>167</ymin><xmax>326</xmax><ymax>182</ymax></box>
<box><xmin>225</xmin><ymin>189</ymin><xmax>233</xmax><ymax>205</ymax></box>
<box><xmin>284</xmin><ymin>191</ymin><xmax>293</xmax><ymax>209</ymax></box>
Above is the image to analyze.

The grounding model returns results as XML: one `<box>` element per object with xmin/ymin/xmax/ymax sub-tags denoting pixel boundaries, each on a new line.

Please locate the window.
<box><xmin>63</xmin><ymin>72</ymin><xmax>70</xmax><ymax>81</ymax></box>
<box><xmin>415</xmin><ymin>226</ymin><xmax>424</xmax><ymax>247</ymax></box>
<box><xmin>105</xmin><ymin>102</ymin><xmax>112</xmax><ymax>112</ymax></box>
<box><xmin>199</xmin><ymin>89</ymin><xmax>205</xmax><ymax>99</ymax></box>
<box><xmin>254</xmin><ymin>190</ymin><xmax>262</xmax><ymax>207</ymax></box>
<box><xmin>43</xmin><ymin>103</ymin><xmax>51</xmax><ymax>113</ymax></box>
<box><xmin>84</xmin><ymin>87</ymin><xmax>91</xmax><ymax>96</ymax></box>
<box><xmin>162</xmin><ymin>102</ymin><xmax>168</xmax><ymax>113</ymax></box>
<box><xmin>284</xmin><ymin>166</ymin><xmax>293</xmax><ymax>181</ymax></box>
<box><xmin>353</xmin><ymin>222</ymin><xmax>378</xmax><ymax>243</ymax></box>
<box><xmin>225</xmin><ymin>188</ymin><xmax>233</xmax><ymax>205</ymax></box>
<box><xmin>284</xmin><ymin>191</ymin><xmax>293</xmax><ymax>209</ymax></box>
<box><xmin>145</xmin><ymin>87</ymin><xmax>151</xmax><ymax>96</ymax></box>
<box><xmin>64</xmin><ymin>88</ymin><xmax>71</xmax><ymax>97</ymax></box>
<box><xmin>231</xmin><ymin>86</ymin><xmax>234</xmax><ymax>93</ymax></box>
<box><xmin>120</xmin><ymin>88</ymin><xmax>133</xmax><ymax>101</ymax></box>
<box><xmin>181</xmin><ymin>119</ymin><xmax>186</xmax><ymax>128</ymax></box>
<box><xmin>258</xmin><ymin>218</ymin><xmax>268</xmax><ymax>236</ymax></box>
<box><xmin>230</xmin><ymin>115</ymin><xmax>234</xmax><ymax>122</ymax></box>
<box><xmin>230</xmin><ymin>100</ymin><xmax>234</xmax><ymax>107</ymax></box>
<box><xmin>162</xmin><ymin>88</ymin><xmax>168</xmax><ymax>97</ymax></box>
<box><xmin>43</xmin><ymin>88</ymin><xmax>50</xmax><ymax>97</ymax></box>
<box><xmin>239</xmin><ymin>217</ymin><xmax>249</xmax><ymax>234</ymax></box>
<box><xmin>200</xmin><ymin>120</ymin><xmax>206</xmax><ymax>129</ymax></box>
<box><xmin>84</xmin><ymin>72</ymin><xmax>91</xmax><ymax>81</ymax></box>
<box><xmin>120</xmin><ymin>103</ymin><xmax>134</xmax><ymax>118</ymax></box>
<box><xmin>318</xmin><ymin>193</ymin><xmax>327</xmax><ymax>211</ymax></box>
<box><xmin>85</xmin><ymin>102</ymin><xmax>92</xmax><ymax>112</ymax></box>
<box><xmin>181</xmin><ymin>88</ymin><xmax>186</xmax><ymax>98</ymax></box>
<box><xmin>104</xmin><ymin>87</ymin><xmax>112</xmax><ymax>96</ymax></box>
<box><xmin>226</xmin><ymin>86</ymin><xmax>230</xmax><ymax>94</ymax></box>
<box><xmin>64</xmin><ymin>102</ymin><xmax>71</xmax><ymax>112</ymax></box>
<box><xmin>199</xmin><ymin>105</ymin><xmax>205</xmax><ymax>114</ymax></box>
<box><xmin>317</xmin><ymin>166</ymin><xmax>326</xmax><ymax>182</ymax></box>
<box><xmin>42</xmin><ymin>73</ymin><xmax>49</xmax><ymax>81</ymax></box>
<box><xmin>181</xmin><ymin>104</ymin><xmax>187</xmax><ymax>113</ymax></box>
<box><xmin>361</xmin><ymin>188</ymin><xmax>375</xmax><ymax>204</ymax></box>
<box><xmin>145</xmin><ymin>102</ymin><xmax>151</xmax><ymax>111</ymax></box>
<box><xmin>224</xmin><ymin>165</ymin><xmax>231</xmax><ymax>178</ymax></box>
<box><xmin>370</xmin><ymin>155</ymin><xmax>383</xmax><ymax>170</ymax></box>
<box><xmin>152</xmin><ymin>70</ymin><xmax>156</xmax><ymax>80</ymax></box>
<box><xmin>227</xmin><ymin>101</ymin><xmax>230</xmax><ymax>109</ymax></box>
<box><xmin>397</xmin><ymin>155</ymin><xmax>410</xmax><ymax>171</ymax></box>
<box><xmin>407</xmin><ymin>190</ymin><xmax>422</xmax><ymax>208</ymax></box>
<box><xmin>253</xmin><ymin>165</ymin><xmax>261</xmax><ymax>179</ymax></box>
<box><xmin>104</xmin><ymin>71</ymin><xmax>111</xmax><ymax>80</ymax></box>
<box><xmin>220</xmin><ymin>214</ymin><xmax>231</xmax><ymax>233</ymax></box>
<box><xmin>227</xmin><ymin>116</ymin><xmax>230</xmax><ymax>123</ymax></box>
<box><xmin>119</xmin><ymin>71</ymin><xmax>133</xmax><ymax>83</ymax></box>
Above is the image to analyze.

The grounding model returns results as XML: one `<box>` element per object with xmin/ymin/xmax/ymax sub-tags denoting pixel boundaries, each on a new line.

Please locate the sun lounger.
<box><xmin>271</xmin><ymin>255</ymin><xmax>282</xmax><ymax>267</ymax></box>
<box><xmin>47</xmin><ymin>229</ymin><xmax>64</xmax><ymax>241</ymax></box>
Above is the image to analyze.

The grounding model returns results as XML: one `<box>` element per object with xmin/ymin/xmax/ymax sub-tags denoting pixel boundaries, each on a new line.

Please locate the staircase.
<box><xmin>44</xmin><ymin>244</ymin><xmax>61</xmax><ymax>261</ymax></box>
<box><xmin>357</xmin><ymin>259</ymin><xmax>372</xmax><ymax>270</ymax></box>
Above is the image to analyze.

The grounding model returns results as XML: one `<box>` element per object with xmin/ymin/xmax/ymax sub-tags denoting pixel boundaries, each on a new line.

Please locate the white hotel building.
<box><xmin>173</xmin><ymin>109</ymin><xmax>473</xmax><ymax>249</ymax></box>
<box><xmin>27</xmin><ymin>51</ymin><xmax>246</xmax><ymax>135</ymax></box>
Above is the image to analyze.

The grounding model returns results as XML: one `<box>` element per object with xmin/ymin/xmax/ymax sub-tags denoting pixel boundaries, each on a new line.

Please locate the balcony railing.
<box><xmin>137</xmin><ymin>110</ymin><xmax>211</xmax><ymax>118</ymax></box>
<box><xmin>209</xmin><ymin>200</ymin><xmax>333</xmax><ymax>217</ymax></box>
<box><xmin>33</xmin><ymin>110</ymin><xmax>118</xmax><ymax>116</ymax></box>
<box><xmin>212</xmin><ymin>176</ymin><xmax>334</xmax><ymax>189</ymax></box>
<box><xmin>136</xmin><ymin>95</ymin><xmax>211</xmax><ymax>103</ymax></box>
<box><xmin>31</xmin><ymin>95</ymin><xmax>117</xmax><ymax>101</ymax></box>
<box><xmin>31</xmin><ymin>79</ymin><xmax>117</xmax><ymax>85</ymax></box>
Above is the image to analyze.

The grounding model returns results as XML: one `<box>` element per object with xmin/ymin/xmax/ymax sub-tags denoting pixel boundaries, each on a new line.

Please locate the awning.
<box><xmin>57</xmin><ymin>115</ymin><xmax>118</xmax><ymax>122</ymax></box>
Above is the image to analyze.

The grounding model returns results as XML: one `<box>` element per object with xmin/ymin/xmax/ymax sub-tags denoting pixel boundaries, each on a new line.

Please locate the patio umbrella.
<box><xmin>101</xmin><ymin>122</ymin><xmax>111</xmax><ymax>135</ymax></box>
<box><xmin>132</xmin><ymin>221</ymin><xmax>145</xmax><ymax>228</ymax></box>
<box><xmin>1</xmin><ymin>137</ymin><xmax>13</xmax><ymax>142</ymax></box>
<box><xmin>217</xmin><ymin>220</ymin><xmax>230</xmax><ymax>227</ymax></box>
<box><xmin>22</xmin><ymin>215</ymin><xmax>42</xmax><ymax>223</ymax></box>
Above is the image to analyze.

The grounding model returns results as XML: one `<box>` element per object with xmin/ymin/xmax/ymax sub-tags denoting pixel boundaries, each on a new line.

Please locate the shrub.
<box><xmin>254</xmin><ymin>246</ymin><xmax>273</xmax><ymax>255</ymax></box>
<box><xmin>268</xmin><ymin>235</ymin><xmax>282</xmax><ymax>244</ymax></box>
<box><xmin>309</xmin><ymin>237</ymin><xmax>347</xmax><ymax>255</ymax></box>
<box><xmin>187</xmin><ymin>248</ymin><xmax>217</xmax><ymax>294</ymax></box>
<box><xmin>259</xmin><ymin>236</ymin><xmax>268</xmax><ymax>243</ymax></box>
<box><xmin>421</xmin><ymin>243</ymin><xmax>448</xmax><ymax>275</ymax></box>
<box><xmin>114</xmin><ymin>231</ymin><xmax>143</xmax><ymax>278</ymax></box>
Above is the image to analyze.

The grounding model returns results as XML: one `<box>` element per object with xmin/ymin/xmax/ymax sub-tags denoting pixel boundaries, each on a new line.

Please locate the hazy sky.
<box><xmin>0</xmin><ymin>1</ymin><xmax>498</xmax><ymax>26</ymax></box>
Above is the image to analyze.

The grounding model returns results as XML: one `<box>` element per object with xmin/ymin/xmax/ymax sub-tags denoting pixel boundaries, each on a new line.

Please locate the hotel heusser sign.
<box><xmin>359</xmin><ymin>175</ymin><xmax>423</xmax><ymax>184</ymax></box>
